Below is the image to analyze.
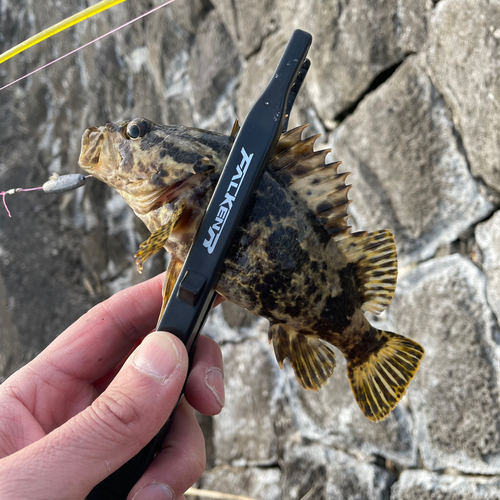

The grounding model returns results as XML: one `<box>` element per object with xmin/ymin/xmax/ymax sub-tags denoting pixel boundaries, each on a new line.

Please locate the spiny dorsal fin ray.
<box><xmin>347</xmin><ymin>330</ymin><xmax>424</xmax><ymax>421</ymax></box>
<box><xmin>230</xmin><ymin>119</ymin><xmax>240</xmax><ymax>139</ymax></box>
<box><xmin>274</xmin><ymin>124</ymin><xmax>309</xmax><ymax>153</ymax></box>
<box><xmin>270</xmin><ymin>125</ymin><xmax>351</xmax><ymax>235</ymax></box>
<box><xmin>269</xmin><ymin>323</ymin><xmax>336</xmax><ymax>390</ymax></box>
<box><xmin>335</xmin><ymin>229</ymin><xmax>398</xmax><ymax>314</ymax></box>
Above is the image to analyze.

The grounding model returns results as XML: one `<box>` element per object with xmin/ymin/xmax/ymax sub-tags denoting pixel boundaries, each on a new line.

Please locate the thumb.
<box><xmin>2</xmin><ymin>332</ymin><xmax>188</xmax><ymax>500</ymax></box>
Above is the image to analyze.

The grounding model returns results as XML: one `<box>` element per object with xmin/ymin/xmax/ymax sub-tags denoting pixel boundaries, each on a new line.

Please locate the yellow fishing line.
<box><xmin>0</xmin><ymin>0</ymin><xmax>127</xmax><ymax>65</ymax></box>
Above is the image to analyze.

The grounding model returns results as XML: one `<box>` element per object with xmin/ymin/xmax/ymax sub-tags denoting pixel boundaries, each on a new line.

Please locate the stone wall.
<box><xmin>1</xmin><ymin>0</ymin><xmax>500</xmax><ymax>498</ymax></box>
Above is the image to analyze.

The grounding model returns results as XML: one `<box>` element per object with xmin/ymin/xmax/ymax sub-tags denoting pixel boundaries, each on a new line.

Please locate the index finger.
<box><xmin>33</xmin><ymin>273</ymin><xmax>165</xmax><ymax>383</ymax></box>
<box><xmin>33</xmin><ymin>274</ymin><xmax>225</xmax><ymax>384</ymax></box>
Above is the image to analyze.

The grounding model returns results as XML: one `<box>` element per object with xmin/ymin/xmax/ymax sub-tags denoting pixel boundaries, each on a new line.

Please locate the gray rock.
<box><xmin>139</xmin><ymin>8</ymin><xmax>193</xmax><ymax>125</ymax></box>
<box><xmin>212</xmin><ymin>339</ymin><xmax>283</xmax><ymax>465</ymax></box>
<box><xmin>0</xmin><ymin>271</ymin><xmax>22</xmax><ymax>375</ymax></box>
<box><xmin>234</xmin><ymin>29</ymin><xmax>328</xmax><ymax>136</ymax></box>
<box><xmin>392</xmin><ymin>470</ymin><xmax>500</xmax><ymax>500</ymax></box>
<box><xmin>282</xmin><ymin>444</ymin><xmax>394</xmax><ymax>500</ymax></box>
<box><xmin>221</xmin><ymin>301</ymin><xmax>258</xmax><ymax>329</ymax></box>
<box><xmin>187</xmin><ymin>10</ymin><xmax>241</xmax><ymax>126</ymax></box>
<box><xmin>169</xmin><ymin>0</ymin><xmax>213</xmax><ymax>34</ymax></box>
<box><xmin>0</xmin><ymin>0</ymin><xmax>190</xmax><ymax>375</ymax></box>
<box><xmin>476</xmin><ymin>211</ymin><xmax>500</xmax><ymax>322</ymax></box>
<box><xmin>2</xmin><ymin>0</ymin><xmax>500</xmax><ymax>497</ymax></box>
<box><xmin>285</xmin><ymin>353</ymin><xmax>418</xmax><ymax>467</ymax></box>
<box><xmin>388</xmin><ymin>255</ymin><xmax>500</xmax><ymax>474</ymax></box>
<box><xmin>236</xmin><ymin>30</ymin><xmax>288</xmax><ymax>121</ymax></box>
<box><xmin>276</xmin><ymin>0</ymin><xmax>433</xmax><ymax>121</ymax></box>
<box><xmin>202</xmin><ymin>302</ymin><xmax>266</xmax><ymax>345</ymax></box>
<box><xmin>0</xmin><ymin>79</ymin><xmax>96</xmax><ymax>374</ymax></box>
<box><xmin>213</xmin><ymin>0</ymin><xmax>280</xmax><ymax>58</ymax></box>
<box><xmin>426</xmin><ymin>0</ymin><xmax>500</xmax><ymax>194</ymax></box>
<box><xmin>330</xmin><ymin>55</ymin><xmax>492</xmax><ymax>265</ymax></box>
<box><xmin>199</xmin><ymin>466</ymin><xmax>281</xmax><ymax>500</ymax></box>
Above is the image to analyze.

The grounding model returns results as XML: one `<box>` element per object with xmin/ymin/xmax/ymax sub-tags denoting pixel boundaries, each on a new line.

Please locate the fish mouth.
<box><xmin>79</xmin><ymin>126</ymin><xmax>105</xmax><ymax>171</ymax></box>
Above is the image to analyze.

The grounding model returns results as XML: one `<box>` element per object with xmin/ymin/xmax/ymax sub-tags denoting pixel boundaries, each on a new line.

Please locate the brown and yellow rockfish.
<box><xmin>79</xmin><ymin>117</ymin><xmax>424</xmax><ymax>422</ymax></box>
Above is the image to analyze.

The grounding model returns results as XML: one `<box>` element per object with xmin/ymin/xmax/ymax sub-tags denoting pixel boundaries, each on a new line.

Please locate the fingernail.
<box><xmin>206</xmin><ymin>367</ymin><xmax>225</xmax><ymax>407</ymax></box>
<box><xmin>132</xmin><ymin>482</ymin><xmax>174</xmax><ymax>500</ymax></box>
<box><xmin>132</xmin><ymin>332</ymin><xmax>181</xmax><ymax>381</ymax></box>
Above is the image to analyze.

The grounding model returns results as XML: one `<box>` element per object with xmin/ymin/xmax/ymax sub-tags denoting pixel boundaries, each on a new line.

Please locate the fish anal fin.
<box><xmin>335</xmin><ymin>229</ymin><xmax>398</xmax><ymax>314</ymax></box>
<box><xmin>270</xmin><ymin>125</ymin><xmax>352</xmax><ymax>235</ymax></box>
<box><xmin>156</xmin><ymin>257</ymin><xmax>184</xmax><ymax>329</ymax></box>
<box><xmin>347</xmin><ymin>330</ymin><xmax>424</xmax><ymax>421</ymax></box>
<box><xmin>269</xmin><ymin>324</ymin><xmax>336</xmax><ymax>390</ymax></box>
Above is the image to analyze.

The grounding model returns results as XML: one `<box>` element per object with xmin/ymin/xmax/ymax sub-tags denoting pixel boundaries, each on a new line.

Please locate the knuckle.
<box><xmin>89</xmin><ymin>391</ymin><xmax>143</xmax><ymax>442</ymax></box>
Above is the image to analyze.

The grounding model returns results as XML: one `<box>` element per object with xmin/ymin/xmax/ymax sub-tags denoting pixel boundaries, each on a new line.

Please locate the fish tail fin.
<box><xmin>346</xmin><ymin>329</ymin><xmax>424</xmax><ymax>421</ymax></box>
<box><xmin>269</xmin><ymin>324</ymin><xmax>336</xmax><ymax>390</ymax></box>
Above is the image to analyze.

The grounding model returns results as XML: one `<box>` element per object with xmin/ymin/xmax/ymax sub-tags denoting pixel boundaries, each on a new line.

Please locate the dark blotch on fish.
<box><xmin>77</xmin><ymin>119</ymin><xmax>425</xmax><ymax>423</ymax></box>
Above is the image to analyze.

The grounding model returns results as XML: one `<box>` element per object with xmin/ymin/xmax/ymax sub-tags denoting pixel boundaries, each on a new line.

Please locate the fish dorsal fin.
<box><xmin>270</xmin><ymin>126</ymin><xmax>397</xmax><ymax>314</ymax></box>
<box><xmin>335</xmin><ymin>230</ymin><xmax>398</xmax><ymax>315</ymax></box>
<box><xmin>270</xmin><ymin>125</ymin><xmax>351</xmax><ymax>236</ymax></box>
<box><xmin>230</xmin><ymin>119</ymin><xmax>240</xmax><ymax>139</ymax></box>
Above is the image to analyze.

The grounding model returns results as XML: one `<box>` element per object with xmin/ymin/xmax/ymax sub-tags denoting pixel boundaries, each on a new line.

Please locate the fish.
<box><xmin>78</xmin><ymin>117</ymin><xmax>424</xmax><ymax>422</ymax></box>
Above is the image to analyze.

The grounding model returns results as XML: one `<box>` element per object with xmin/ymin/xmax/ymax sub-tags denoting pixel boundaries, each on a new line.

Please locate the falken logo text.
<box><xmin>203</xmin><ymin>147</ymin><xmax>254</xmax><ymax>254</ymax></box>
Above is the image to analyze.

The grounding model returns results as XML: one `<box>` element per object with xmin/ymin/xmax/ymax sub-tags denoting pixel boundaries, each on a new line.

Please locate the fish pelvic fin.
<box><xmin>346</xmin><ymin>329</ymin><xmax>424</xmax><ymax>421</ymax></box>
<box><xmin>269</xmin><ymin>324</ymin><xmax>336</xmax><ymax>390</ymax></box>
<box><xmin>335</xmin><ymin>229</ymin><xmax>398</xmax><ymax>315</ymax></box>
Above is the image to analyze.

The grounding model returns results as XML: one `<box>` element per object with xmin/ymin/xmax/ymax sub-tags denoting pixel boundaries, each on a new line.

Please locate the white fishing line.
<box><xmin>0</xmin><ymin>0</ymin><xmax>179</xmax><ymax>92</ymax></box>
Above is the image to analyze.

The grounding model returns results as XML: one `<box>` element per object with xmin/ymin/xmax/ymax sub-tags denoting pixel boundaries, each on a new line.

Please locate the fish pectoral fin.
<box><xmin>335</xmin><ymin>229</ymin><xmax>398</xmax><ymax>315</ymax></box>
<box><xmin>269</xmin><ymin>324</ymin><xmax>336</xmax><ymax>391</ymax></box>
<box><xmin>156</xmin><ymin>256</ymin><xmax>184</xmax><ymax>328</ymax></box>
<box><xmin>134</xmin><ymin>200</ymin><xmax>186</xmax><ymax>273</ymax></box>
<box><xmin>346</xmin><ymin>329</ymin><xmax>424</xmax><ymax>422</ymax></box>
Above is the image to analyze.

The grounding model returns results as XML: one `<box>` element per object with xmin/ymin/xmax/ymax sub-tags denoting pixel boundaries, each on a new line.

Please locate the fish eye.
<box><xmin>125</xmin><ymin>119</ymin><xmax>150</xmax><ymax>140</ymax></box>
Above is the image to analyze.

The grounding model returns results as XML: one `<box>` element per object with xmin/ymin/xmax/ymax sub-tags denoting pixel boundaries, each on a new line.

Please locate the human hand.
<box><xmin>0</xmin><ymin>273</ymin><xmax>225</xmax><ymax>500</ymax></box>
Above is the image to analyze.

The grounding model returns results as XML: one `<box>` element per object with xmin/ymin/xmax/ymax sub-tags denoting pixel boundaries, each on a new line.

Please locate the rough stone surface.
<box><xmin>330</xmin><ymin>55</ymin><xmax>493</xmax><ymax>265</ymax></box>
<box><xmin>282</xmin><ymin>444</ymin><xmax>394</xmax><ymax>500</ymax></box>
<box><xmin>212</xmin><ymin>339</ymin><xmax>283</xmax><ymax>466</ymax></box>
<box><xmin>276</xmin><ymin>0</ymin><xmax>433</xmax><ymax>122</ymax></box>
<box><xmin>392</xmin><ymin>471</ymin><xmax>500</xmax><ymax>500</ymax></box>
<box><xmin>388</xmin><ymin>255</ymin><xmax>500</xmax><ymax>474</ymax></box>
<box><xmin>426</xmin><ymin>0</ymin><xmax>500</xmax><ymax>194</ymax></box>
<box><xmin>2</xmin><ymin>0</ymin><xmax>500</xmax><ymax>498</ymax></box>
<box><xmin>202</xmin><ymin>301</ymin><xmax>265</xmax><ymax>344</ymax></box>
<box><xmin>476</xmin><ymin>212</ymin><xmax>500</xmax><ymax>322</ymax></box>
<box><xmin>286</xmin><ymin>351</ymin><xmax>418</xmax><ymax>466</ymax></box>
<box><xmin>187</xmin><ymin>9</ymin><xmax>241</xmax><ymax>123</ymax></box>
<box><xmin>198</xmin><ymin>466</ymin><xmax>281</xmax><ymax>500</ymax></box>
<box><xmin>213</xmin><ymin>0</ymin><xmax>279</xmax><ymax>58</ymax></box>
<box><xmin>220</xmin><ymin>300</ymin><xmax>257</xmax><ymax>329</ymax></box>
